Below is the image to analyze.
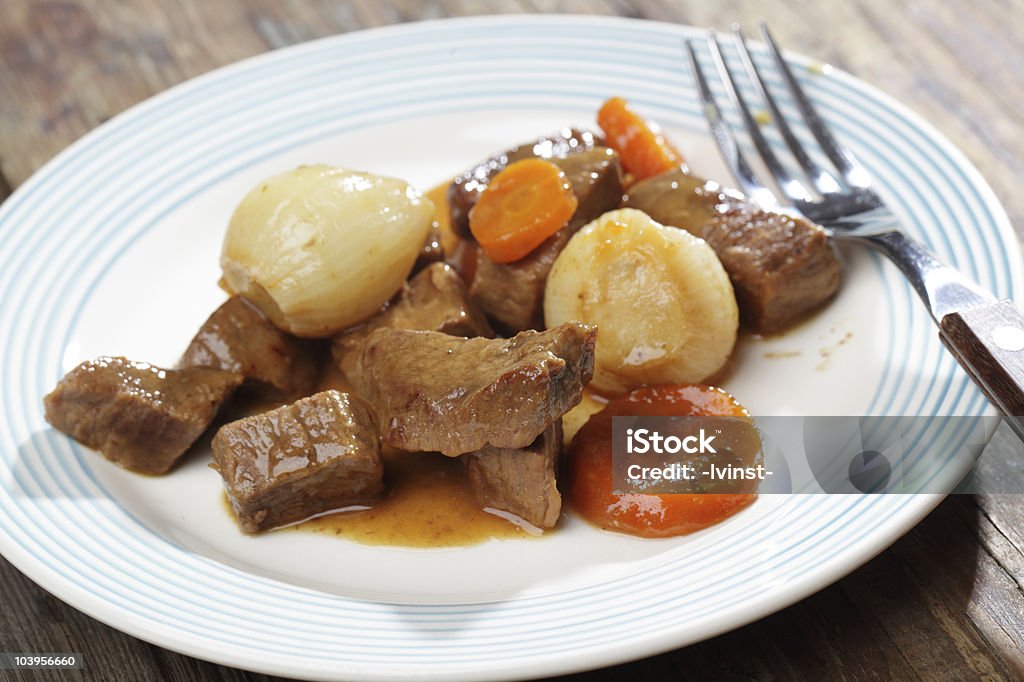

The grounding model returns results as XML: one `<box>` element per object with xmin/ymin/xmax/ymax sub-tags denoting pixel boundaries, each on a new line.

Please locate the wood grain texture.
<box><xmin>1</xmin><ymin>0</ymin><xmax>1023</xmax><ymax>680</ymax></box>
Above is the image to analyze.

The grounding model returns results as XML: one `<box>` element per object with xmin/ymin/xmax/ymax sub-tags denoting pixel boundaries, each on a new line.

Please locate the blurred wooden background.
<box><xmin>2</xmin><ymin>1</ymin><xmax>1023</xmax><ymax>680</ymax></box>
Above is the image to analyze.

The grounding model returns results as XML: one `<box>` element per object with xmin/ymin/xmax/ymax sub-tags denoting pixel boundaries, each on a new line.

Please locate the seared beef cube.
<box><xmin>625</xmin><ymin>169</ymin><xmax>841</xmax><ymax>333</ymax></box>
<box><xmin>181</xmin><ymin>296</ymin><xmax>317</xmax><ymax>396</ymax></box>
<box><xmin>470</xmin><ymin>232</ymin><xmax>570</xmax><ymax>333</ymax></box>
<box><xmin>470</xmin><ymin>148</ymin><xmax>624</xmax><ymax>332</ymax></box>
<box><xmin>703</xmin><ymin>198</ymin><xmax>841</xmax><ymax>333</ymax></box>
<box><xmin>448</xmin><ymin>128</ymin><xmax>603</xmax><ymax>239</ymax></box>
<box><xmin>552</xmin><ymin>148</ymin><xmax>626</xmax><ymax>228</ymax></box>
<box><xmin>464</xmin><ymin>420</ymin><xmax>562</xmax><ymax>529</ymax></box>
<box><xmin>348</xmin><ymin>322</ymin><xmax>596</xmax><ymax>456</ymax></box>
<box><xmin>43</xmin><ymin>357</ymin><xmax>243</xmax><ymax>474</ymax></box>
<box><xmin>211</xmin><ymin>390</ymin><xmax>383</xmax><ymax>533</ymax></box>
<box><xmin>332</xmin><ymin>263</ymin><xmax>493</xmax><ymax>376</ymax></box>
<box><xmin>624</xmin><ymin>170</ymin><xmax>718</xmax><ymax>233</ymax></box>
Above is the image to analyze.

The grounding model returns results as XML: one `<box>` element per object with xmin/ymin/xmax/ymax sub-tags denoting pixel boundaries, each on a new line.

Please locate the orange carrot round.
<box><xmin>468</xmin><ymin>158</ymin><xmax>578</xmax><ymax>263</ymax></box>
<box><xmin>567</xmin><ymin>385</ymin><xmax>758</xmax><ymax>538</ymax></box>
<box><xmin>597</xmin><ymin>96</ymin><xmax>684</xmax><ymax>180</ymax></box>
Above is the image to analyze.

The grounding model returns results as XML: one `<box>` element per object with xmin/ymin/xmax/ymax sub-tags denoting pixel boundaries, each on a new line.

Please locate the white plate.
<box><xmin>0</xmin><ymin>15</ymin><xmax>1019</xmax><ymax>681</ymax></box>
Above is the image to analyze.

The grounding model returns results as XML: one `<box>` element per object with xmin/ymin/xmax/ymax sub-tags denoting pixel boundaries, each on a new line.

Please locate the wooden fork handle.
<box><xmin>940</xmin><ymin>300</ymin><xmax>1024</xmax><ymax>438</ymax></box>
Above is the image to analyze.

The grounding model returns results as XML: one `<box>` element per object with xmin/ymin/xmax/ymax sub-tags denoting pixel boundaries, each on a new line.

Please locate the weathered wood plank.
<box><xmin>973</xmin><ymin>423</ymin><xmax>1024</xmax><ymax>568</ymax></box>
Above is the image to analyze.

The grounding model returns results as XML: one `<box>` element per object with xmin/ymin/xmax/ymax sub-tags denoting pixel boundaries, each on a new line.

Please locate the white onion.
<box><xmin>220</xmin><ymin>165</ymin><xmax>433</xmax><ymax>337</ymax></box>
<box><xmin>545</xmin><ymin>208</ymin><xmax>738</xmax><ymax>394</ymax></box>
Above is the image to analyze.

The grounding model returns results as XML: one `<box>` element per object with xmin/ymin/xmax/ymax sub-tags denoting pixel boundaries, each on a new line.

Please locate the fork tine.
<box><xmin>684</xmin><ymin>36</ymin><xmax>778</xmax><ymax>209</ymax></box>
<box><xmin>759</xmin><ymin>22</ymin><xmax>871</xmax><ymax>188</ymax></box>
<box><xmin>730</xmin><ymin>25</ymin><xmax>842</xmax><ymax>196</ymax></box>
<box><xmin>706</xmin><ymin>30</ymin><xmax>813</xmax><ymax>204</ymax></box>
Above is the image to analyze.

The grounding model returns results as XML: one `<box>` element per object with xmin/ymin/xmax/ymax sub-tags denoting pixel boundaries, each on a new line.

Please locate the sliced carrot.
<box><xmin>597</xmin><ymin>96</ymin><xmax>684</xmax><ymax>180</ymax></box>
<box><xmin>567</xmin><ymin>385</ymin><xmax>759</xmax><ymax>538</ymax></box>
<box><xmin>468</xmin><ymin>158</ymin><xmax>578</xmax><ymax>263</ymax></box>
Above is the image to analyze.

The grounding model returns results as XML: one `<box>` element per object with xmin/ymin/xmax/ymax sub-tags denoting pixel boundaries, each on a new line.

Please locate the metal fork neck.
<box><xmin>817</xmin><ymin>206</ymin><xmax>893</xmax><ymax>234</ymax></box>
<box><xmin>853</xmin><ymin>231</ymin><xmax>995</xmax><ymax>321</ymax></box>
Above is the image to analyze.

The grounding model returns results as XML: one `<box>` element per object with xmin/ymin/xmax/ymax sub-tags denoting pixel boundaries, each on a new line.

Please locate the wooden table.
<box><xmin>2</xmin><ymin>1</ymin><xmax>1023</xmax><ymax>679</ymax></box>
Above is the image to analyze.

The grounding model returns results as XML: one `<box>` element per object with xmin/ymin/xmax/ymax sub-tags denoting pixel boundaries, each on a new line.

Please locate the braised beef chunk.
<box><xmin>551</xmin><ymin>148</ymin><xmax>625</xmax><ymax>227</ymax></box>
<box><xmin>448</xmin><ymin>128</ymin><xmax>603</xmax><ymax>239</ymax></box>
<box><xmin>470</xmin><ymin>232</ymin><xmax>569</xmax><ymax>333</ymax></box>
<box><xmin>43</xmin><ymin>357</ymin><xmax>243</xmax><ymax>475</ymax></box>
<box><xmin>211</xmin><ymin>390</ymin><xmax>383</xmax><ymax>533</ymax></box>
<box><xmin>181</xmin><ymin>296</ymin><xmax>317</xmax><ymax>396</ymax></box>
<box><xmin>470</xmin><ymin>148</ymin><xmax>624</xmax><ymax>332</ymax></box>
<box><xmin>332</xmin><ymin>263</ymin><xmax>493</xmax><ymax>376</ymax></box>
<box><xmin>705</xmin><ymin>197</ymin><xmax>841</xmax><ymax>333</ymax></box>
<box><xmin>464</xmin><ymin>420</ymin><xmax>562</xmax><ymax>529</ymax></box>
<box><xmin>625</xmin><ymin>169</ymin><xmax>841</xmax><ymax>333</ymax></box>
<box><xmin>349</xmin><ymin>322</ymin><xmax>596</xmax><ymax>456</ymax></box>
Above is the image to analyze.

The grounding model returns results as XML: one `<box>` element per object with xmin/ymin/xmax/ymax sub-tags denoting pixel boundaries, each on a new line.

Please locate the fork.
<box><xmin>686</xmin><ymin>23</ymin><xmax>1024</xmax><ymax>440</ymax></box>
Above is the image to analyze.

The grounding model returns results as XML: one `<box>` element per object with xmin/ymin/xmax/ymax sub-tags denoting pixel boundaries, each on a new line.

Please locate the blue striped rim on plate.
<box><xmin>0</xmin><ymin>16</ymin><xmax>1019</xmax><ymax>681</ymax></box>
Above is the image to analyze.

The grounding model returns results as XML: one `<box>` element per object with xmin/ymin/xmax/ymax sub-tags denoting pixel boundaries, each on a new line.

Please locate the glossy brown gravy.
<box><xmin>289</xmin><ymin>448</ymin><xmax>535</xmax><ymax>547</ymax></box>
